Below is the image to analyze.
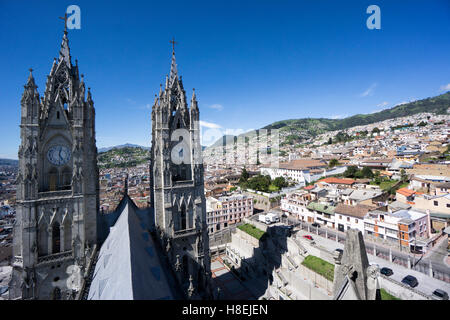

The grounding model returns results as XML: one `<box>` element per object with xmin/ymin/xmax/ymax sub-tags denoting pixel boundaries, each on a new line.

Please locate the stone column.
<box><xmin>336</xmin><ymin>232</ymin><xmax>339</xmax><ymax>242</ymax></box>
<box><xmin>389</xmin><ymin>248</ymin><xmax>392</xmax><ymax>262</ymax></box>
<box><xmin>407</xmin><ymin>255</ymin><xmax>411</xmax><ymax>269</ymax></box>
<box><xmin>325</xmin><ymin>229</ymin><xmax>328</xmax><ymax>239</ymax></box>
<box><xmin>373</xmin><ymin>245</ymin><xmax>376</xmax><ymax>257</ymax></box>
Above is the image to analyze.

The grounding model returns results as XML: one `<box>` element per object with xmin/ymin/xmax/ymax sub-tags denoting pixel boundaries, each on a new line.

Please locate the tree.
<box><xmin>328</xmin><ymin>137</ymin><xmax>333</xmax><ymax>145</ymax></box>
<box><xmin>329</xmin><ymin>158</ymin><xmax>339</xmax><ymax>168</ymax></box>
<box><xmin>239</xmin><ymin>167</ymin><xmax>249</xmax><ymax>184</ymax></box>
<box><xmin>361</xmin><ymin>166</ymin><xmax>374</xmax><ymax>179</ymax></box>
<box><xmin>344</xmin><ymin>166</ymin><xmax>358</xmax><ymax>178</ymax></box>
<box><xmin>273</xmin><ymin>177</ymin><xmax>288</xmax><ymax>189</ymax></box>
<box><xmin>372</xmin><ymin>127</ymin><xmax>380</xmax><ymax>134</ymax></box>
<box><xmin>400</xmin><ymin>169</ymin><xmax>408</xmax><ymax>182</ymax></box>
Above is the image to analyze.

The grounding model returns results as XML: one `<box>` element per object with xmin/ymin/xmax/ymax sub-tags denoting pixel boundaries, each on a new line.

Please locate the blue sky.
<box><xmin>0</xmin><ymin>0</ymin><xmax>449</xmax><ymax>158</ymax></box>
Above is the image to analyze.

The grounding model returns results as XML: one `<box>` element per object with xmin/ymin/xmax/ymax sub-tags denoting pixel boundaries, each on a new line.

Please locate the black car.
<box><xmin>401</xmin><ymin>275</ymin><xmax>418</xmax><ymax>288</ymax></box>
<box><xmin>311</xmin><ymin>223</ymin><xmax>321</xmax><ymax>228</ymax></box>
<box><xmin>380</xmin><ymin>267</ymin><xmax>393</xmax><ymax>276</ymax></box>
<box><xmin>432</xmin><ymin>289</ymin><xmax>449</xmax><ymax>300</ymax></box>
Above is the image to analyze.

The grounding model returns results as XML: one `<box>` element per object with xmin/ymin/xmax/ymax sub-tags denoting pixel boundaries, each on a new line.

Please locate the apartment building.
<box><xmin>206</xmin><ymin>194</ymin><xmax>254</xmax><ymax>233</ymax></box>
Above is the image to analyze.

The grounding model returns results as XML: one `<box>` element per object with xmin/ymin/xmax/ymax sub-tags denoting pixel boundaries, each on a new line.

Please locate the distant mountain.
<box><xmin>97</xmin><ymin>145</ymin><xmax>150</xmax><ymax>169</ymax></box>
<box><xmin>98</xmin><ymin>143</ymin><xmax>150</xmax><ymax>153</ymax></box>
<box><xmin>263</xmin><ymin>91</ymin><xmax>450</xmax><ymax>133</ymax></box>
<box><xmin>0</xmin><ymin>159</ymin><xmax>18</xmax><ymax>166</ymax></box>
<box><xmin>207</xmin><ymin>91</ymin><xmax>450</xmax><ymax>149</ymax></box>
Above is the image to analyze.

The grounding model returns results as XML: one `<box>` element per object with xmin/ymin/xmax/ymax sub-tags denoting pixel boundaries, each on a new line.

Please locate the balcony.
<box><xmin>38</xmin><ymin>189</ymin><xmax>72</xmax><ymax>199</ymax></box>
<box><xmin>173</xmin><ymin>228</ymin><xmax>200</xmax><ymax>238</ymax></box>
<box><xmin>37</xmin><ymin>250</ymin><xmax>73</xmax><ymax>265</ymax></box>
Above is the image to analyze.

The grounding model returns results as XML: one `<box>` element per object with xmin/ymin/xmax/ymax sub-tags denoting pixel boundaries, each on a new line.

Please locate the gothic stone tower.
<box><xmin>150</xmin><ymin>45</ymin><xmax>211</xmax><ymax>299</ymax></box>
<box><xmin>10</xmin><ymin>22</ymin><xmax>99</xmax><ymax>300</ymax></box>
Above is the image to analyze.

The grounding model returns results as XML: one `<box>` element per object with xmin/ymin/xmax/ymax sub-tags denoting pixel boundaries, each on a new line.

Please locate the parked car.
<box><xmin>431</xmin><ymin>289</ymin><xmax>449</xmax><ymax>300</ymax></box>
<box><xmin>311</xmin><ymin>223</ymin><xmax>320</xmax><ymax>228</ymax></box>
<box><xmin>303</xmin><ymin>235</ymin><xmax>313</xmax><ymax>240</ymax></box>
<box><xmin>335</xmin><ymin>248</ymin><xmax>344</xmax><ymax>254</ymax></box>
<box><xmin>401</xmin><ymin>275</ymin><xmax>418</xmax><ymax>288</ymax></box>
<box><xmin>380</xmin><ymin>267</ymin><xmax>393</xmax><ymax>276</ymax></box>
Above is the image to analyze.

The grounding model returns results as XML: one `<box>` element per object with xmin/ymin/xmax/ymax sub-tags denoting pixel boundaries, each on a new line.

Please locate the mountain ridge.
<box><xmin>206</xmin><ymin>91</ymin><xmax>450</xmax><ymax>149</ymax></box>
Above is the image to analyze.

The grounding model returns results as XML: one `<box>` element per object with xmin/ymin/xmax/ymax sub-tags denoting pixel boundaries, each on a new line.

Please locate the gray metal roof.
<box><xmin>88</xmin><ymin>196</ymin><xmax>174</xmax><ymax>300</ymax></box>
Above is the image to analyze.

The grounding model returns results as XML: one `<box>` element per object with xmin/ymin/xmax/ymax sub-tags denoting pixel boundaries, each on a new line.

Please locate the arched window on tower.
<box><xmin>61</xmin><ymin>166</ymin><xmax>72</xmax><ymax>190</ymax></box>
<box><xmin>52</xmin><ymin>222</ymin><xmax>60</xmax><ymax>254</ymax></box>
<box><xmin>49</xmin><ymin>167</ymin><xmax>58</xmax><ymax>191</ymax></box>
<box><xmin>38</xmin><ymin>224</ymin><xmax>49</xmax><ymax>256</ymax></box>
<box><xmin>64</xmin><ymin>218</ymin><xmax>72</xmax><ymax>252</ymax></box>
<box><xmin>180</xmin><ymin>204</ymin><xmax>186</xmax><ymax>230</ymax></box>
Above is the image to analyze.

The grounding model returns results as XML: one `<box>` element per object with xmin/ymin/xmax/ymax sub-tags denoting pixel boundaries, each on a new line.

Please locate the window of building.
<box><xmin>347</xmin><ymin>217</ymin><xmax>350</xmax><ymax>222</ymax></box>
<box><xmin>434</xmin><ymin>201</ymin><xmax>438</xmax><ymax>206</ymax></box>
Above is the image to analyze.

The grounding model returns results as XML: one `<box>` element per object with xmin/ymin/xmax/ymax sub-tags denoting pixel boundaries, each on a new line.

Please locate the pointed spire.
<box><xmin>191</xmin><ymin>88</ymin><xmax>196</xmax><ymax>103</ymax></box>
<box><xmin>87</xmin><ymin>87</ymin><xmax>92</xmax><ymax>103</ymax></box>
<box><xmin>124</xmin><ymin>173</ymin><xmax>129</xmax><ymax>195</ymax></box>
<box><xmin>169</xmin><ymin>50</ymin><xmax>178</xmax><ymax>88</ymax></box>
<box><xmin>58</xmin><ymin>14</ymin><xmax>72</xmax><ymax>67</ymax></box>
<box><xmin>25</xmin><ymin>68</ymin><xmax>37</xmax><ymax>88</ymax></box>
<box><xmin>191</xmin><ymin>88</ymin><xmax>198</xmax><ymax>111</ymax></box>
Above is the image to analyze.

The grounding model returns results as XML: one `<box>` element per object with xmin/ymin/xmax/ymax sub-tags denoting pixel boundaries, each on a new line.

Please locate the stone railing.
<box><xmin>38</xmin><ymin>190</ymin><xmax>72</xmax><ymax>198</ymax></box>
<box><xmin>173</xmin><ymin>228</ymin><xmax>200</xmax><ymax>238</ymax></box>
<box><xmin>37</xmin><ymin>250</ymin><xmax>72</xmax><ymax>265</ymax></box>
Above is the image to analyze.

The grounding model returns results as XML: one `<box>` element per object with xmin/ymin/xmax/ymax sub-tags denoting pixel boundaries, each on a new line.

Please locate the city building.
<box><xmin>206</xmin><ymin>194</ymin><xmax>253</xmax><ymax>233</ymax></box>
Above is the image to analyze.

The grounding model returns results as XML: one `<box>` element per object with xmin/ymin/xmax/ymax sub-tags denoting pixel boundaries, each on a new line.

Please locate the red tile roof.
<box><xmin>319</xmin><ymin>177</ymin><xmax>355</xmax><ymax>185</ymax></box>
<box><xmin>396</xmin><ymin>188</ymin><xmax>415</xmax><ymax>197</ymax></box>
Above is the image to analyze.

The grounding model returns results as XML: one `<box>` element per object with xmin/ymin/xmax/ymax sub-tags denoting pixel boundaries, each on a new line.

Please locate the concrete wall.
<box><xmin>378</xmin><ymin>275</ymin><xmax>431</xmax><ymax>300</ymax></box>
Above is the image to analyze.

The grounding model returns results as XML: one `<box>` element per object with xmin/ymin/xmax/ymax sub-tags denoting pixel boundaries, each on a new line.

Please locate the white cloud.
<box><xmin>199</xmin><ymin>120</ymin><xmax>222</xmax><ymax>129</ymax></box>
<box><xmin>359</xmin><ymin>83</ymin><xmax>377</xmax><ymax>97</ymax></box>
<box><xmin>440</xmin><ymin>83</ymin><xmax>450</xmax><ymax>91</ymax></box>
<box><xmin>208</xmin><ymin>104</ymin><xmax>223</xmax><ymax>111</ymax></box>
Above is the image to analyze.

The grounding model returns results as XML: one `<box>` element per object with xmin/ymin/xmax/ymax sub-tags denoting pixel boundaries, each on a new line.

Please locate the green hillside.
<box><xmin>263</xmin><ymin>91</ymin><xmax>450</xmax><ymax>133</ymax></box>
<box><xmin>205</xmin><ymin>91</ymin><xmax>449</xmax><ymax>150</ymax></box>
<box><xmin>97</xmin><ymin>146</ymin><xmax>150</xmax><ymax>169</ymax></box>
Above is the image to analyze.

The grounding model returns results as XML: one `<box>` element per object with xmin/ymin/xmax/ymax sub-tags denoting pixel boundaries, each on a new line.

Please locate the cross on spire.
<box><xmin>170</xmin><ymin>37</ymin><xmax>177</xmax><ymax>54</ymax></box>
<box><xmin>59</xmin><ymin>13</ymin><xmax>68</xmax><ymax>33</ymax></box>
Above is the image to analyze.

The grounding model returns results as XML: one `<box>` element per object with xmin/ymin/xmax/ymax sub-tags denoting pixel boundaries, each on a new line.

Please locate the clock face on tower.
<box><xmin>47</xmin><ymin>145</ymin><xmax>71</xmax><ymax>166</ymax></box>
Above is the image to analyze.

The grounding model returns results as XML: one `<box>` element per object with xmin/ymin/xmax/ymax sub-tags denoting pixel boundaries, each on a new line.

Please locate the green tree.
<box><xmin>273</xmin><ymin>177</ymin><xmax>288</xmax><ymax>189</ymax></box>
<box><xmin>344</xmin><ymin>166</ymin><xmax>358</xmax><ymax>178</ymax></box>
<box><xmin>328</xmin><ymin>137</ymin><xmax>333</xmax><ymax>145</ymax></box>
<box><xmin>239</xmin><ymin>167</ymin><xmax>249</xmax><ymax>184</ymax></box>
<box><xmin>329</xmin><ymin>158</ymin><xmax>339</xmax><ymax>168</ymax></box>
<box><xmin>400</xmin><ymin>169</ymin><xmax>408</xmax><ymax>182</ymax></box>
<box><xmin>361</xmin><ymin>167</ymin><xmax>374</xmax><ymax>179</ymax></box>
